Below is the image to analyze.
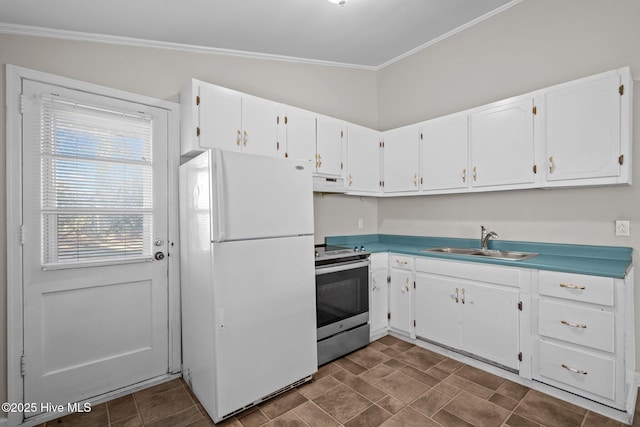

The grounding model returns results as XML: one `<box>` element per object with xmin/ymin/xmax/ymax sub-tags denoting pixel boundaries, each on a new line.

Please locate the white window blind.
<box><xmin>39</xmin><ymin>95</ymin><xmax>154</xmax><ymax>267</ymax></box>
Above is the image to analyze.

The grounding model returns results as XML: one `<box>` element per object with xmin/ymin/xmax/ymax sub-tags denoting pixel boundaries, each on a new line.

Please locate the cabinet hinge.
<box><xmin>19</xmin><ymin>94</ymin><xmax>25</xmax><ymax>114</ymax></box>
<box><xmin>518</xmin><ymin>352</ymin><xmax>523</xmax><ymax>362</ymax></box>
<box><xmin>413</xmin><ymin>281</ymin><xmax>416</xmax><ymax>289</ymax></box>
<box><xmin>341</xmin><ymin>162</ymin><xmax>344</xmax><ymax>170</ymax></box>
<box><xmin>413</xmin><ymin>320</ymin><xmax>416</xmax><ymax>327</ymax></box>
<box><xmin>387</xmin><ymin>312</ymin><xmax>391</xmax><ymax>320</ymax></box>
<box><xmin>532</xmin><ymin>106</ymin><xmax>537</xmax><ymax>115</ymax></box>
<box><xmin>341</xmin><ymin>130</ymin><xmax>344</xmax><ymax>138</ymax></box>
<box><xmin>196</xmin><ymin>95</ymin><xmax>200</xmax><ymax>106</ymax></box>
<box><xmin>277</xmin><ymin>116</ymin><xmax>280</xmax><ymax>125</ymax></box>
<box><xmin>420</xmin><ymin>177</ymin><xmax>423</xmax><ymax>185</ymax></box>
<box><xmin>533</xmin><ymin>164</ymin><xmax>537</xmax><ymax>174</ymax></box>
<box><xmin>19</xmin><ymin>225</ymin><xmax>25</xmax><ymax>245</ymax></box>
<box><xmin>518</xmin><ymin>301</ymin><xmax>523</xmax><ymax>311</ymax></box>
<box><xmin>20</xmin><ymin>353</ymin><xmax>26</xmax><ymax>376</ymax></box>
<box><xmin>380</xmin><ymin>180</ymin><xmax>385</xmax><ymax>188</ymax></box>
<box><xmin>277</xmin><ymin>142</ymin><xmax>280</xmax><ymax>151</ymax></box>
<box><xmin>619</xmin><ymin>85</ymin><xmax>624</xmax><ymax>96</ymax></box>
<box><xmin>619</xmin><ymin>154</ymin><xmax>624</xmax><ymax>166</ymax></box>
<box><xmin>284</xmin><ymin>116</ymin><xmax>288</xmax><ymax>124</ymax></box>
<box><xmin>420</xmin><ymin>133</ymin><xmax>423</xmax><ymax>140</ymax></box>
<box><xmin>387</xmin><ymin>275</ymin><xmax>391</xmax><ymax>283</ymax></box>
<box><xmin>196</xmin><ymin>127</ymin><xmax>200</xmax><ymax>137</ymax></box>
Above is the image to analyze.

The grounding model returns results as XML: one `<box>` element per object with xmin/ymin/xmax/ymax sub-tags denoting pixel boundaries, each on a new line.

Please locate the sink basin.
<box><xmin>422</xmin><ymin>247</ymin><xmax>538</xmax><ymax>261</ymax></box>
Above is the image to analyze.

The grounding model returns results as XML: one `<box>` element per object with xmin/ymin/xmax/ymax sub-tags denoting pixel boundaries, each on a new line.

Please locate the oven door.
<box><xmin>315</xmin><ymin>259</ymin><xmax>369</xmax><ymax>340</ymax></box>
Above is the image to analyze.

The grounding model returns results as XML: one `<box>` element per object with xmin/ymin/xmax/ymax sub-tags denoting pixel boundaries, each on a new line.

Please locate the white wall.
<box><xmin>376</xmin><ymin>0</ymin><xmax>640</xmax><ymax>359</ymax></box>
<box><xmin>0</xmin><ymin>33</ymin><xmax>378</xmax><ymax>409</ymax></box>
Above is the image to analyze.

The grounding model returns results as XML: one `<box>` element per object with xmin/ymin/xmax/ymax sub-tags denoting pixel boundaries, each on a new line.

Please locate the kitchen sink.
<box><xmin>422</xmin><ymin>247</ymin><xmax>538</xmax><ymax>261</ymax></box>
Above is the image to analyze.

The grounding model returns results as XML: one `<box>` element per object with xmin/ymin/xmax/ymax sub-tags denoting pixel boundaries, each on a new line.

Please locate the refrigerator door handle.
<box><xmin>212</xmin><ymin>150</ymin><xmax>226</xmax><ymax>242</ymax></box>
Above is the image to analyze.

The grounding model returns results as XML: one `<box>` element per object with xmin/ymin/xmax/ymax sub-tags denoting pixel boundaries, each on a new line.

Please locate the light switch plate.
<box><xmin>615</xmin><ymin>220</ymin><xmax>630</xmax><ymax>236</ymax></box>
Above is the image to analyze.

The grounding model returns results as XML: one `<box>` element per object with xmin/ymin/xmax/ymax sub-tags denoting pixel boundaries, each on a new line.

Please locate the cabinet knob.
<box><xmin>462</xmin><ymin>168</ymin><xmax>466</xmax><ymax>183</ymax></box>
<box><xmin>472</xmin><ymin>166</ymin><xmax>477</xmax><ymax>181</ymax></box>
<box><xmin>548</xmin><ymin>156</ymin><xmax>554</xmax><ymax>173</ymax></box>
<box><xmin>243</xmin><ymin>130</ymin><xmax>248</xmax><ymax>146</ymax></box>
<box><xmin>236</xmin><ymin>130</ymin><xmax>241</xmax><ymax>146</ymax></box>
<box><xmin>454</xmin><ymin>288</ymin><xmax>459</xmax><ymax>303</ymax></box>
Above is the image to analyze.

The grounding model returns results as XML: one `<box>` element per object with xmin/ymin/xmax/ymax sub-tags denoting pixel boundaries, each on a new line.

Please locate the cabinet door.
<box><xmin>280</xmin><ymin>106</ymin><xmax>316</xmax><ymax>162</ymax></box>
<box><xmin>470</xmin><ymin>97</ymin><xmax>535</xmax><ymax>188</ymax></box>
<box><xmin>348</xmin><ymin>124</ymin><xmax>381</xmax><ymax>193</ymax></box>
<box><xmin>198</xmin><ymin>83</ymin><xmax>242</xmax><ymax>151</ymax></box>
<box><xmin>388</xmin><ymin>270</ymin><xmax>413</xmax><ymax>335</ymax></box>
<box><xmin>415</xmin><ymin>274</ymin><xmax>458</xmax><ymax>348</ymax></box>
<box><xmin>545</xmin><ymin>72</ymin><xmax>622</xmax><ymax>182</ymax></box>
<box><xmin>459</xmin><ymin>282</ymin><xmax>519</xmax><ymax>369</ymax></box>
<box><xmin>370</xmin><ymin>270</ymin><xmax>389</xmax><ymax>335</ymax></box>
<box><xmin>421</xmin><ymin>114</ymin><xmax>469</xmax><ymax>191</ymax></box>
<box><xmin>382</xmin><ymin>125</ymin><xmax>420</xmax><ymax>192</ymax></box>
<box><xmin>316</xmin><ymin>116</ymin><xmax>344</xmax><ymax>177</ymax></box>
<box><xmin>241</xmin><ymin>95</ymin><xmax>278</xmax><ymax>157</ymax></box>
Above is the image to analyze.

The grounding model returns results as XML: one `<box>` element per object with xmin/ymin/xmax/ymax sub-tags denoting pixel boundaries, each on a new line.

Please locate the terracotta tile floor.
<box><xmin>44</xmin><ymin>336</ymin><xmax>639</xmax><ymax>426</ymax></box>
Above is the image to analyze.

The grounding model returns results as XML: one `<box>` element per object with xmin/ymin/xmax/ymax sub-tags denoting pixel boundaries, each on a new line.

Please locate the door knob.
<box><xmin>154</xmin><ymin>252</ymin><xmax>165</xmax><ymax>260</ymax></box>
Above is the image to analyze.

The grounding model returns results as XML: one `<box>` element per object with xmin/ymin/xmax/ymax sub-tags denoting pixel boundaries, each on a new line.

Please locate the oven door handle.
<box><xmin>315</xmin><ymin>260</ymin><xmax>370</xmax><ymax>275</ymax></box>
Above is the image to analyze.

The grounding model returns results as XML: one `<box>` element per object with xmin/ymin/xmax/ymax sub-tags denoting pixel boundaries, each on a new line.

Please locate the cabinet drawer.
<box><xmin>390</xmin><ymin>255</ymin><xmax>413</xmax><ymax>270</ymax></box>
<box><xmin>370</xmin><ymin>253</ymin><xmax>388</xmax><ymax>270</ymax></box>
<box><xmin>537</xmin><ymin>340</ymin><xmax>616</xmax><ymax>400</ymax></box>
<box><xmin>538</xmin><ymin>300</ymin><xmax>614</xmax><ymax>352</ymax></box>
<box><xmin>539</xmin><ymin>271</ymin><xmax>614</xmax><ymax>306</ymax></box>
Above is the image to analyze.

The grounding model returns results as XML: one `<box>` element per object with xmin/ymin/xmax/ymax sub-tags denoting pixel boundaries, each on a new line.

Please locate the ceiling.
<box><xmin>0</xmin><ymin>0</ymin><xmax>521</xmax><ymax>69</ymax></box>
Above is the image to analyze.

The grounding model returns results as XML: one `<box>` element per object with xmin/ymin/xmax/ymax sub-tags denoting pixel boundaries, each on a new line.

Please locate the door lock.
<box><xmin>154</xmin><ymin>252</ymin><xmax>165</xmax><ymax>260</ymax></box>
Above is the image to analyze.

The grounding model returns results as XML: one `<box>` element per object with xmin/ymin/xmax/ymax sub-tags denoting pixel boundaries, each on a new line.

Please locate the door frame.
<box><xmin>5</xmin><ymin>65</ymin><xmax>181</xmax><ymax>427</ymax></box>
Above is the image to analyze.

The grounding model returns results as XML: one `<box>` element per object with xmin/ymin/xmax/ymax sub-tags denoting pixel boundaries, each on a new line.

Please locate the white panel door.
<box><xmin>241</xmin><ymin>94</ymin><xmax>278</xmax><ymax>156</ymax></box>
<box><xmin>348</xmin><ymin>124</ymin><xmax>381</xmax><ymax>193</ymax></box>
<box><xmin>21</xmin><ymin>80</ymin><xmax>170</xmax><ymax>416</ymax></box>
<box><xmin>545</xmin><ymin>72</ymin><xmax>622</xmax><ymax>181</ymax></box>
<box><xmin>421</xmin><ymin>114</ymin><xmax>469</xmax><ymax>191</ymax></box>
<box><xmin>280</xmin><ymin>105</ymin><xmax>317</xmax><ymax>162</ymax></box>
<box><xmin>213</xmin><ymin>236</ymin><xmax>317</xmax><ymax>417</ymax></box>
<box><xmin>316</xmin><ymin>116</ymin><xmax>344</xmax><ymax>177</ymax></box>
<box><xmin>388</xmin><ymin>270</ymin><xmax>413</xmax><ymax>335</ymax></box>
<box><xmin>415</xmin><ymin>274</ymin><xmax>458</xmax><ymax>348</ymax></box>
<box><xmin>470</xmin><ymin>97</ymin><xmax>535</xmax><ymax>188</ymax></box>
<box><xmin>198</xmin><ymin>83</ymin><xmax>242</xmax><ymax>151</ymax></box>
<box><xmin>459</xmin><ymin>282</ymin><xmax>519</xmax><ymax>369</ymax></box>
<box><xmin>382</xmin><ymin>125</ymin><xmax>420</xmax><ymax>192</ymax></box>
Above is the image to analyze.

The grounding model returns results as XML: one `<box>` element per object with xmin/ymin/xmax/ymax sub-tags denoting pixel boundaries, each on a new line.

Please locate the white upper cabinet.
<box><xmin>470</xmin><ymin>95</ymin><xmax>536</xmax><ymax>189</ymax></box>
<box><xmin>382</xmin><ymin>124</ymin><xmax>420</xmax><ymax>193</ymax></box>
<box><xmin>277</xmin><ymin>105</ymin><xmax>316</xmax><ymax>162</ymax></box>
<box><xmin>420</xmin><ymin>113</ymin><xmax>469</xmax><ymax>192</ymax></box>
<box><xmin>347</xmin><ymin>124</ymin><xmax>382</xmax><ymax>194</ymax></box>
<box><xmin>542</xmin><ymin>67</ymin><xmax>632</xmax><ymax>186</ymax></box>
<box><xmin>316</xmin><ymin>115</ymin><xmax>345</xmax><ymax>177</ymax></box>
<box><xmin>180</xmin><ymin>80</ymin><xmax>277</xmax><ymax>157</ymax></box>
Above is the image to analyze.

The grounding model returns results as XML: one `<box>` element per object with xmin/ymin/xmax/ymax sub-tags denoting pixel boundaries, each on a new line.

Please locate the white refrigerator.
<box><xmin>179</xmin><ymin>149</ymin><xmax>317</xmax><ymax>422</ymax></box>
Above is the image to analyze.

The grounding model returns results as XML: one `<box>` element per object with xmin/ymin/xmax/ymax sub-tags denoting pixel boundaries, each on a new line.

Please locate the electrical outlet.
<box><xmin>357</xmin><ymin>218</ymin><xmax>364</xmax><ymax>229</ymax></box>
<box><xmin>615</xmin><ymin>220</ymin><xmax>630</xmax><ymax>236</ymax></box>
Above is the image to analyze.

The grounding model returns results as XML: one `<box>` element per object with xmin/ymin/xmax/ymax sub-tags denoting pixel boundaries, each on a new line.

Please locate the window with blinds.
<box><xmin>39</xmin><ymin>95</ymin><xmax>154</xmax><ymax>267</ymax></box>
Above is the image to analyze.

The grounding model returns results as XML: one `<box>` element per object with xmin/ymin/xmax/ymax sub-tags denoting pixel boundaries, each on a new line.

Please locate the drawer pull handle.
<box><xmin>396</xmin><ymin>259</ymin><xmax>408</xmax><ymax>265</ymax></box>
<box><xmin>454</xmin><ymin>288</ymin><xmax>459</xmax><ymax>303</ymax></box>
<box><xmin>559</xmin><ymin>283</ymin><xmax>586</xmax><ymax>290</ymax></box>
<box><xmin>562</xmin><ymin>364</ymin><xmax>588</xmax><ymax>375</ymax></box>
<box><xmin>561</xmin><ymin>320</ymin><xmax>587</xmax><ymax>329</ymax></box>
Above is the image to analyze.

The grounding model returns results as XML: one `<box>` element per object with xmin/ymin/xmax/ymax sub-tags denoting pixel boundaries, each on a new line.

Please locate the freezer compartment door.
<box><xmin>211</xmin><ymin>149</ymin><xmax>314</xmax><ymax>242</ymax></box>
<box><xmin>212</xmin><ymin>235</ymin><xmax>317</xmax><ymax>418</ymax></box>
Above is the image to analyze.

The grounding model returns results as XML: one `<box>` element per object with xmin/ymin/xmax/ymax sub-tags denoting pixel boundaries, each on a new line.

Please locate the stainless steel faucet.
<box><xmin>480</xmin><ymin>225</ymin><xmax>498</xmax><ymax>250</ymax></box>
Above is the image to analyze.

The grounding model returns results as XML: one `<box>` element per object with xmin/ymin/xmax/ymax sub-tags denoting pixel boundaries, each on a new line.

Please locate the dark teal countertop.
<box><xmin>325</xmin><ymin>234</ymin><xmax>633</xmax><ymax>279</ymax></box>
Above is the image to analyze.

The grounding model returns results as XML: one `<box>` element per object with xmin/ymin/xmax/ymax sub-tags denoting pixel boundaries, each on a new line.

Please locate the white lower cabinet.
<box><xmin>369</xmin><ymin>253</ymin><xmax>389</xmax><ymax>338</ymax></box>
<box><xmin>415</xmin><ymin>259</ymin><xmax>521</xmax><ymax>370</ymax></box>
<box><xmin>388</xmin><ymin>255</ymin><xmax>414</xmax><ymax>337</ymax></box>
<box><xmin>532</xmin><ymin>269</ymin><xmax>631</xmax><ymax>410</ymax></box>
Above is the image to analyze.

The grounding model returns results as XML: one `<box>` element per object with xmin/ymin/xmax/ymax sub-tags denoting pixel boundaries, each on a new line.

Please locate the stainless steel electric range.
<box><xmin>314</xmin><ymin>245</ymin><xmax>370</xmax><ymax>366</ymax></box>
